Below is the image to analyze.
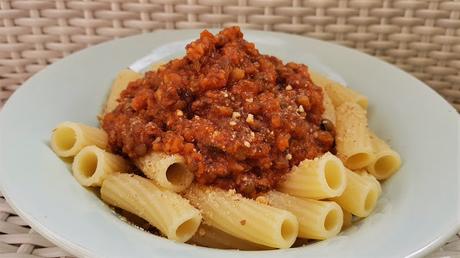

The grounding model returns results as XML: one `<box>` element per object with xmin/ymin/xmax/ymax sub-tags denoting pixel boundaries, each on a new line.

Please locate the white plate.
<box><xmin>0</xmin><ymin>29</ymin><xmax>459</xmax><ymax>258</ymax></box>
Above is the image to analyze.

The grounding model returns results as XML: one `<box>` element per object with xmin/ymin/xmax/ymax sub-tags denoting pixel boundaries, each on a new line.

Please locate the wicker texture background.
<box><xmin>0</xmin><ymin>0</ymin><xmax>459</xmax><ymax>257</ymax></box>
<box><xmin>0</xmin><ymin>0</ymin><xmax>459</xmax><ymax>110</ymax></box>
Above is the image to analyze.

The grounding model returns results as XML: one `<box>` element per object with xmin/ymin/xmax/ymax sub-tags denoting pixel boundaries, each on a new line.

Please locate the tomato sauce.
<box><xmin>102</xmin><ymin>27</ymin><xmax>334</xmax><ymax>197</ymax></box>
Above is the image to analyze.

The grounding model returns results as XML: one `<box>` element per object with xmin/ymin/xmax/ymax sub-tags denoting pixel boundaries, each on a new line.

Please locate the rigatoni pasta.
<box><xmin>265</xmin><ymin>191</ymin><xmax>343</xmax><ymax>240</ymax></box>
<box><xmin>278</xmin><ymin>152</ymin><xmax>346</xmax><ymax>199</ymax></box>
<box><xmin>309</xmin><ymin>69</ymin><xmax>368</xmax><ymax>109</ymax></box>
<box><xmin>332</xmin><ymin>169</ymin><xmax>382</xmax><ymax>218</ymax></box>
<box><xmin>72</xmin><ymin>145</ymin><xmax>129</xmax><ymax>187</ymax></box>
<box><xmin>309</xmin><ymin>69</ymin><xmax>333</xmax><ymax>89</ymax></box>
<box><xmin>367</xmin><ymin>131</ymin><xmax>402</xmax><ymax>180</ymax></box>
<box><xmin>51</xmin><ymin>122</ymin><xmax>108</xmax><ymax>157</ymax></box>
<box><xmin>335</xmin><ymin>102</ymin><xmax>375</xmax><ymax>170</ymax></box>
<box><xmin>135</xmin><ymin>152</ymin><xmax>194</xmax><ymax>193</ymax></box>
<box><xmin>322</xmin><ymin>89</ymin><xmax>336</xmax><ymax>125</ymax></box>
<box><xmin>325</xmin><ymin>83</ymin><xmax>368</xmax><ymax>110</ymax></box>
<box><xmin>184</xmin><ymin>185</ymin><xmax>298</xmax><ymax>249</ymax></box>
<box><xmin>101</xmin><ymin>173</ymin><xmax>201</xmax><ymax>242</ymax></box>
<box><xmin>360</xmin><ymin>172</ymin><xmax>383</xmax><ymax>196</ymax></box>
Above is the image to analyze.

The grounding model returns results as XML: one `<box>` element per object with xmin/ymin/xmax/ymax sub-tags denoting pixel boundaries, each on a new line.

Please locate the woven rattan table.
<box><xmin>0</xmin><ymin>0</ymin><xmax>459</xmax><ymax>257</ymax></box>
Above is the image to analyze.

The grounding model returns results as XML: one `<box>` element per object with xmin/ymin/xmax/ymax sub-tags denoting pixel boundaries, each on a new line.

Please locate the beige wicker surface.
<box><xmin>1</xmin><ymin>0</ymin><xmax>460</xmax><ymax>110</ymax></box>
<box><xmin>0</xmin><ymin>0</ymin><xmax>459</xmax><ymax>257</ymax></box>
<box><xmin>0</xmin><ymin>194</ymin><xmax>73</xmax><ymax>258</ymax></box>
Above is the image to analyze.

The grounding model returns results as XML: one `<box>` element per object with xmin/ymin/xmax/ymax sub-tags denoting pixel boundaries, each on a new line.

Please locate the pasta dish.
<box><xmin>49</xmin><ymin>27</ymin><xmax>401</xmax><ymax>249</ymax></box>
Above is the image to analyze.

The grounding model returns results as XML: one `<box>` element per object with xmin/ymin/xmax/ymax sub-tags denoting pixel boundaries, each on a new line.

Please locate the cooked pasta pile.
<box><xmin>50</xmin><ymin>27</ymin><xmax>401</xmax><ymax>250</ymax></box>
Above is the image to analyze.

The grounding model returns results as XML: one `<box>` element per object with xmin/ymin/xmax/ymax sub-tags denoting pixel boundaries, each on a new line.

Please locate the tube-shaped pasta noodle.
<box><xmin>332</xmin><ymin>169</ymin><xmax>381</xmax><ymax>217</ymax></box>
<box><xmin>336</xmin><ymin>102</ymin><xmax>374</xmax><ymax>170</ymax></box>
<box><xmin>51</xmin><ymin>122</ymin><xmax>108</xmax><ymax>157</ymax></box>
<box><xmin>322</xmin><ymin>89</ymin><xmax>336</xmax><ymax>125</ymax></box>
<box><xmin>189</xmin><ymin>224</ymin><xmax>269</xmax><ymax>250</ymax></box>
<box><xmin>135</xmin><ymin>152</ymin><xmax>194</xmax><ymax>192</ymax></box>
<box><xmin>265</xmin><ymin>191</ymin><xmax>343</xmax><ymax>240</ymax></box>
<box><xmin>103</xmin><ymin>69</ymin><xmax>142</xmax><ymax>114</ymax></box>
<box><xmin>278</xmin><ymin>152</ymin><xmax>346</xmax><ymax>199</ymax></box>
<box><xmin>101</xmin><ymin>173</ymin><xmax>202</xmax><ymax>242</ymax></box>
<box><xmin>325</xmin><ymin>83</ymin><xmax>368</xmax><ymax>110</ymax></box>
<box><xmin>72</xmin><ymin>145</ymin><xmax>129</xmax><ymax>187</ymax></box>
<box><xmin>342</xmin><ymin>209</ymin><xmax>353</xmax><ymax>230</ymax></box>
<box><xmin>360</xmin><ymin>172</ymin><xmax>382</xmax><ymax>195</ymax></box>
<box><xmin>309</xmin><ymin>70</ymin><xmax>332</xmax><ymax>88</ymax></box>
<box><xmin>367</xmin><ymin>131</ymin><xmax>402</xmax><ymax>180</ymax></box>
<box><xmin>309</xmin><ymin>70</ymin><xmax>336</xmax><ymax>124</ymax></box>
<box><xmin>184</xmin><ymin>185</ymin><xmax>298</xmax><ymax>249</ymax></box>
<box><xmin>309</xmin><ymin>70</ymin><xmax>368</xmax><ymax>109</ymax></box>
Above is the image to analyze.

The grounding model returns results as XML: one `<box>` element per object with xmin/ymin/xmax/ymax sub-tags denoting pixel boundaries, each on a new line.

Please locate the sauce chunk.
<box><xmin>102</xmin><ymin>27</ymin><xmax>334</xmax><ymax>197</ymax></box>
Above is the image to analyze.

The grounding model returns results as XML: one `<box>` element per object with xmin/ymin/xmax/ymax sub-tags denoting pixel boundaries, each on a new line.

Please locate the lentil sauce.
<box><xmin>102</xmin><ymin>27</ymin><xmax>334</xmax><ymax>197</ymax></box>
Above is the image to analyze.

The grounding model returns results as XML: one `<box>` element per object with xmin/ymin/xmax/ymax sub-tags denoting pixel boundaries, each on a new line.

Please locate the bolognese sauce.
<box><xmin>102</xmin><ymin>27</ymin><xmax>334</xmax><ymax>197</ymax></box>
